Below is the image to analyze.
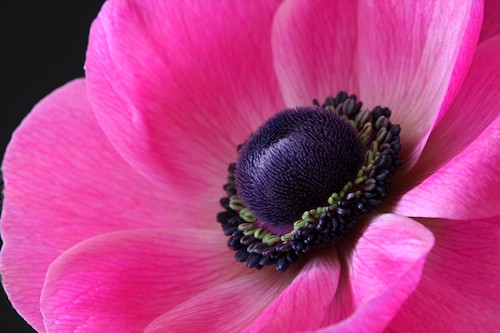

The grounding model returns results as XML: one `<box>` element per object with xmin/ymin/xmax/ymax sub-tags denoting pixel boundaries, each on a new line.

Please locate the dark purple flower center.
<box><xmin>216</xmin><ymin>92</ymin><xmax>402</xmax><ymax>272</ymax></box>
<box><xmin>236</xmin><ymin>107</ymin><xmax>363</xmax><ymax>234</ymax></box>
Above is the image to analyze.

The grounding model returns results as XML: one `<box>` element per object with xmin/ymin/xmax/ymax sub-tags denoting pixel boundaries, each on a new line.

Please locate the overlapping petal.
<box><xmin>319</xmin><ymin>214</ymin><xmax>434</xmax><ymax>332</ymax></box>
<box><xmin>0</xmin><ymin>79</ymin><xmax>193</xmax><ymax>331</ymax></box>
<box><xmin>243</xmin><ymin>252</ymin><xmax>340</xmax><ymax>332</ymax></box>
<box><xmin>356</xmin><ymin>0</ymin><xmax>482</xmax><ymax>172</ymax></box>
<box><xmin>407</xmin><ymin>35</ymin><xmax>500</xmax><ymax>187</ymax></box>
<box><xmin>393</xmin><ymin>115</ymin><xmax>499</xmax><ymax>220</ymax></box>
<box><xmin>432</xmin><ymin>0</ymin><xmax>483</xmax><ymax>126</ymax></box>
<box><xmin>86</xmin><ymin>0</ymin><xmax>285</xmax><ymax>215</ymax></box>
<box><xmin>387</xmin><ymin>217</ymin><xmax>500</xmax><ymax>332</ymax></box>
<box><xmin>144</xmin><ymin>266</ymin><xmax>297</xmax><ymax>333</ymax></box>
<box><xmin>40</xmin><ymin>228</ymin><xmax>246</xmax><ymax>332</ymax></box>
<box><xmin>479</xmin><ymin>0</ymin><xmax>500</xmax><ymax>42</ymax></box>
<box><xmin>273</xmin><ymin>0</ymin><xmax>482</xmax><ymax>172</ymax></box>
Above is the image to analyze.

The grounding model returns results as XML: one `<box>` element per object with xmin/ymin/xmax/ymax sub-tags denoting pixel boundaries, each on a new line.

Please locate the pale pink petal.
<box><xmin>40</xmin><ymin>228</ymin><xmax>247</xmax><ymax>333</ymax></box>
<box><xmin>272</xmin><ymin>0</ymin><xmax>359</xmax><ymax>106</ymax></box>
<box><xmin>403</xmin><ymin>35</ymin><xmax>500</xmax><ymax>189</ymax></box>
<box><xmin>243</xmin><ymin>252</ymin><xmax>340</xmax><ymax>332</ymax></box>
<box><xmin>431</xmin><ymin>0</ymin><xmax>483</xmax><ymax>126</ymax></box>
<box><xmin>0</xmin><ymin>80</ymin><xmax>201</xmax><ymax>332</ymax></box>
<box><xmin>357</xmin><ymin>0</ymin><xmax>482</xmax><ymax>172</ymax></box>
<box><xmin>318</xmin><ymin>214</ymin><xmax>434</xmax><ymax>332</ymax></box>
<box><xmin>144</xmin><ymin>266</ymin><xmax>299</xmax><ymax>333</ymax></box>
<box><xmin>85</xmin><ymin>0</ymin><xmax>285</xmax><ymax>208</ymax></box>
<box><xmin>273</xmin><ymin>0</ymin><xmax>482</xmax><ymax>172</ymax></box>
<box><xmin>392</xmin><ymin>115</ymin><xmax>499</xmax><ymax>220</ymax></box>
<box><xmin>479</xmin><ymin>0</ymin><xmax>500</xmax><ymax>43</ymax></box>
<box><xmin>387</xmin><ymin>217</ymin><xmax>500</xmax><ymax>332</ymax></box>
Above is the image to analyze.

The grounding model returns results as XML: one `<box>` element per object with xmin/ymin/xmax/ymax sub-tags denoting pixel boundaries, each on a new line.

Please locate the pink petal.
<box><xmin>431</xmin><ymin>0</ymin><xmax>483</xmax><ymax>126</ymax></box>
<box><xmin>144</xmin><ymin>267</ymin><xmax>299</xmax><ymax>333</ymax></box>
<box><xmin>319</xmin><ymin>214</ymin><xmax>434</xmax><ymax>332</ymax></box>
<box><xmin>392</xmin><ymin>115</ymin><xmax>499</xmax><ymax>220</ymax></box>
<box><xmin>273</xmin><ymin>0</ymin><xmax>482</xmax><ymax>172</ymax></box>
<box><xmin>404</xmin><ymin>35</ymin><xmax>500</xmax><ymax>189</ymax></box>
<box><xmin>357</xmin><ymin>0</ymin><xmax>482</xmax><ymax>173</ymax></box>
<box><xmin>0</xmin><ymin>80</ymin><xmax>193</xmax><ymax>332</ymax></box>
<box><xmin>479</xmin><ymin>0</ymin><xmax>500</xmax><ymax>43</ymax></box>
<box><xmin>271</xmin><ymin>0</ymin><xmax>359</xmax><ymax>106</ymax></box>
<box><xmin>85</xmin><ymin>0</ymin><xmax>285</xmax><ymax>206</ymax></box>
<box><xmin>40</xmin><ymin>228</ymin><xmax>247</xmax><ymax>332</ymax></box>
<box><xmin>387</xmin><ymin>217</ymin><xmax>500</xmax><ymax>332</ymax></box>
<box><xmin>243</xmin><ymin>252</ymin><xmax>340</xmax><ymax>332</ymax></box>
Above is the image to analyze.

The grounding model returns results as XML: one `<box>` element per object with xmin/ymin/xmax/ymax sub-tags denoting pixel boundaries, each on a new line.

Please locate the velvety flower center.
<box><xmin>217</xmin><ymin>92</ymin><xmax>402</xmax><ymax>272</ymax></box>
<box><xmin>236</xmin><ymin>107</ymin><xmax>363</xmax><ymax>234</ymax></box>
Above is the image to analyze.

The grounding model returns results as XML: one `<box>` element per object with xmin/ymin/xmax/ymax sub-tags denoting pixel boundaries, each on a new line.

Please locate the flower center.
<box><xmin>216</xmin><ymin>92</ymin><xmax>402</xmax><ymax>272</ymax></box>
<box><xmin>236</xmin><ymin>107</ymin><xmax>363</xmax><ymax>234</ymax></box>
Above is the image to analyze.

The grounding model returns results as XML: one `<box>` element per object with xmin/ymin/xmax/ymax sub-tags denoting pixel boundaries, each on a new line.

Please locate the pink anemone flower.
<box><xmin>1</xmin><ymin>0</ymin><xmax>499</xmax><ymax>332</ymax></box>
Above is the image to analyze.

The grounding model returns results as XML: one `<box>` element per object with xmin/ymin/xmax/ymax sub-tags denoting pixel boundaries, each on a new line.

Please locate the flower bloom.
<box><xmin>1</xmin><ymin>0</ymin><xmax>499</xmax><ymax>332</ymax></box>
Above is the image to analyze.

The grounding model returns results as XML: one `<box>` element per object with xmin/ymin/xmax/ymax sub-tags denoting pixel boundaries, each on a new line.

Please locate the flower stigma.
<box><xmin>216</xmin><ymin>92</ymin><xmax>402</xmax><ymax>271</ymax></box>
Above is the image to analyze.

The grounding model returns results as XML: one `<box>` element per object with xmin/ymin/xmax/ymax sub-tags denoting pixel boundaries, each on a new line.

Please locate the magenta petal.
<box><xmin>272</xmin><ymin>0</ymin><xmax>359</xmax><ymax>106</ymax></box>
<box><xmin>356</xmin><ymin>0</ymin><xmax>482</xmax><ymax>172</ymax></box>
<box><xmin>144</xmin><ymin>253</ymin><xmax>338</xmax><ymax>332</ymax></box>
<box><xmin>479</xmin><ymin>0</ymin><xmax>500</xmax><ymax>43</ymax></box>
<box><xmin>40</xmin><ymin>228</ymin><xmax>245</xmax><ymax>333</ymax></box>
<box><xmin>0</xmin><ymin>80</ymin><xmax>193</xmax><ymax>332</ymax></box>
<box><xmin>273</xmin><ymin>0</ymin><xmax>482</xmax><ymax>172</ymax></box>
<box><xmin>393</xmin><ymin>116</ymin><xmax>499</xmax><ymax>220</ymax></box>
<box><xmin>86</xmin><ymin>0</ymin><xmax>285</xmax><ymax>204</ymax></box>
<box><xmin>144</xmin><ymin>268</ymin><xmax>298</xmax><ymax>332</ymax></box>
<box><xmin>431</xmin><ymin>0</ymin><xmax>483</xmax><ymax>126</ymax></box>
<box><xmin>409</xmin><ymin>35</ymin><xmax>500</xmax><ymax>185</ymax></box>
<box><xmin>243</xmin><ymin>252</ymin><xmax>340</xmax><ymax>332</ymax></box>
<box><xmin>387</xmin><ymin>217</ymin><xmax>500</xmax><ymax>332</ymax></box>
<box><xmin>319</xmin><ymin>214</ymin><xmax>434</xmax><ymax>332</ymax></box>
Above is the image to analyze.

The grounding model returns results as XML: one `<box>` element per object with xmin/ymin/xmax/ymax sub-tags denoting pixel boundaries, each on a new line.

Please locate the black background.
<box><xmin>1</xmin><ymin>2</ymin><xmax>105</xmax><ymax>331</ymax></box>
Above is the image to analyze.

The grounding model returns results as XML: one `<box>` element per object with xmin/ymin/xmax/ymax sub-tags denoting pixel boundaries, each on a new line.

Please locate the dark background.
<box><xmin>1</xmin><ymin>2</ymin><xmax>104</xmax><ymax>331</ymax></box>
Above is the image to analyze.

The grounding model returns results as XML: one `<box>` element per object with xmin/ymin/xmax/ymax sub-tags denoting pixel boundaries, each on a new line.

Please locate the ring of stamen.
<box><xmin>216</xmin><ymin>91</ymin><xmax>402</xmax><ymax>272</ymax></box>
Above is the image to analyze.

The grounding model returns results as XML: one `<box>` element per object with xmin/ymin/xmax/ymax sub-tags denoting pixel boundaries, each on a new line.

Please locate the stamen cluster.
<box><xmin>217</xmin><ymin>92</ymin><xmax>402</xmax><ymax>271</ymax></box>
